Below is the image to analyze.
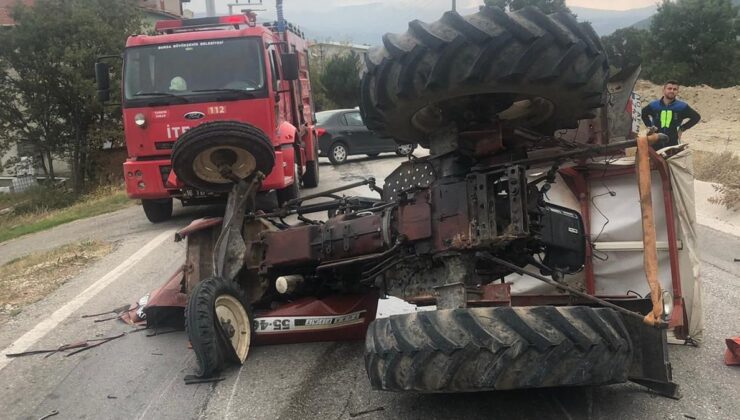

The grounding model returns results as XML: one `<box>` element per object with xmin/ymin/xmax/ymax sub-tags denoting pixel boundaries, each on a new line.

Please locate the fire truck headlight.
<box><xmin>134</xmin><ymin>113</ymin><xmax>146</xmax><ymax>127</ymax></box>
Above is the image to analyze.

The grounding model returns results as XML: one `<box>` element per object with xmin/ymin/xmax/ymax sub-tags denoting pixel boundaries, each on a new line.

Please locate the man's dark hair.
<box><xmin>664</xmin><ymin>80</ymin><xmax>679</xmax><ymax>87</ymax></box>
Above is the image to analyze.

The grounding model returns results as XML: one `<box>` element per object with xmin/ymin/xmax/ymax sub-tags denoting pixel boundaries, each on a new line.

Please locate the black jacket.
<box><xmin>641</xmin><ymin>98</ymin><xmax>701</xmax><ymax>149</ymax></box>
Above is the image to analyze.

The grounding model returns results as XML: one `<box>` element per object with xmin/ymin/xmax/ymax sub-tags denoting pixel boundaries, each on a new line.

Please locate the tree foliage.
<box><xmin>318</xmin><ymin>51</ymin><xmax>360</xmax><ymax>109</ymax></box>
<box><xmin>0</xmin><ymin>0</ymin><xmax>140</xmax><ymax>192</ymax></box>
<box><xmin>643</xmin><ymin>0</ymin><xmax>739</xmax><ymax>88</ymax></box>
<box><xmin>601</xmin><ymin>27</ymin><xmax>648</xmax><ymax>72</ymax></box>
<box><xmin>308</xmin><ymin>60</ymin><xmax>336</xmax><ymax>112</ymax></box>
<box><xmin>484</xmin><ymin>0</ymin><xmax>571</xmax><ymax>14</ymax></box>
<box><xmin>601</xmin><ymin>0</ymin><xmax>740</xmax><ymax>88</ymax></box>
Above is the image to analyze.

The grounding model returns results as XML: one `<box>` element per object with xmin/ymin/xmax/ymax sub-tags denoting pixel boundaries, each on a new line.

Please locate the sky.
<box><xmin>185</xmin><ymin>0</ymin><xmax>660</xmax><ymax>14</ymax></box>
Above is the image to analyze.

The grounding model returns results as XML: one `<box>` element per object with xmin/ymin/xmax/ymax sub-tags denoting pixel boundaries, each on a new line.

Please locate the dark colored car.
<box><xmin>315</xmin><ymin>109</ymin><xmax>416</xmax><ymax>164</ymax></box>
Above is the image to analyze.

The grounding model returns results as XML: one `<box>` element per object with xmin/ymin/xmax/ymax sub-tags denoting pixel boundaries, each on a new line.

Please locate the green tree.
<box><xmin>308</xmin><ymin>59</ymin><xmax>337</xmax><ymax>112</ymax></box>
<box><xmin>642</xmin><ymin>0</ymin><xmax>740</xmax><ymax>88</ymax></box>
<box><xmin>0</xmin><ymin>0</ymin><xmax>140</xmax><ymax>192</ymax></box>
<box><xmin>484</xmin><ymin>0</ymin><xmax>571</xmax><ymax>14</ymax></box>
<box><xmin>319</xmin><ymin>51</ymin><xmax>360</xmax><ymax>109</ymax></box>
<box><xmin>601</xmin><ymin>28</ymin><xmax>648</xmax><ymax>72</ymax></box>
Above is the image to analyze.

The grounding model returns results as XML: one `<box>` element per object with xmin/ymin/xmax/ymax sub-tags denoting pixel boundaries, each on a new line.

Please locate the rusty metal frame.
<box><xmin>559</xmin><ymin>151</ymin><xmax>687</xmax><ymax>335</ymax></box>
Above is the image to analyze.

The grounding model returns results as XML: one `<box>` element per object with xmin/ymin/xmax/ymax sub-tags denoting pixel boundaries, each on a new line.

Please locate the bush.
<box><xmin>693</xmin><ymin>150</ymin><xmax>740</xmax><ymax>210</ymax></box>
<box><xmin>0</xmin><ymin>184</ymin><xmax>76</xmax><ymax>215</ymax></box>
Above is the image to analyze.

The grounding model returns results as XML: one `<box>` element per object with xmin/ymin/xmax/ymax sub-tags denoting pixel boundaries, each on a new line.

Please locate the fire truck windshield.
<box><xmin>123</xmin><ymin>37</ymin><xmax>265</xmax><ymax>104</ymax></box>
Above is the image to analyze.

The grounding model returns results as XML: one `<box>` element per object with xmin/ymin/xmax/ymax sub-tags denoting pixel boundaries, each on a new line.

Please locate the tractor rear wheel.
<box><xmin>365</xmin><ymin>306</ymin><xmax>632</xmax><ymax>392</ymax></box>
<box><xmin>185</xmin><ymin>276</ymin><xmax>252</xmax><ymax>378</ymax></box>
<box><xmin>360</xmin><ymin>6</ymin><xmax>609</xmax><ymax>147</ymax></box>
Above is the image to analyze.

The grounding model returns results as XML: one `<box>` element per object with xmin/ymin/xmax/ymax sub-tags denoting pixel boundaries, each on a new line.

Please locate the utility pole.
<box><xmin>205</xmin><ymin>0</ymin><xmax>216</xmax><ymax>17</ymax></box>
<box><xmin>452</xmin><ymin>0</ymin><xmax>456</xmax><ymax>11</ymax></box>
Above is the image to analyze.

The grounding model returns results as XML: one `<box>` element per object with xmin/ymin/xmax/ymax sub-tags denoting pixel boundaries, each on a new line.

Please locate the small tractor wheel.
<box><xmin>185</xmin><ymin>277</ymin><xmax>253</xmax><ymax>378</ymax></box>
<box><xmin>141</xmin><ymin>198</ymin><xmax>173</xmax><ymax>223</ymax></box>
<box><xmin>365</xmin><ymin>306</ymin><xmax>632</xmax><ymax>392</ymax></box>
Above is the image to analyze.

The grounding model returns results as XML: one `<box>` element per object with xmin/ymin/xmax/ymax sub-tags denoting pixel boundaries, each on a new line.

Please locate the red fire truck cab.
<box><xmin>97</xmin><ymin>14</ymin><xmax>319</xmax><ymax>222</ymax></box>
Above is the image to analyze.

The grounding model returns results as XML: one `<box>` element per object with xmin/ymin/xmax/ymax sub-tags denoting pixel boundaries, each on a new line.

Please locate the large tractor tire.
<box><xmin>365</xmin><ymin>306</ymin><xmax>632</xmax><ymax>392</ymax></box>
<box><xmin>185</xmin><ymin>277</ymin><xmax>253</xmax><ymax>377</ymax></box>
<box><xmin>360</xmin><ymin>6</ymin><xmax>609</xmax><ymax>147</ymax></box>
<box><xmin>171</xmin><ymin>121</ymin><xmax>275</xmax><ymax>193</ymax></box>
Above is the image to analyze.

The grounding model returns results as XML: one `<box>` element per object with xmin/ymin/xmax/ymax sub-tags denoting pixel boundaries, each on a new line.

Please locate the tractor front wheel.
<box><xmin>185</xmin><ymin>277</ymin><xmax>252</xmax><ymax>377</ymax></box>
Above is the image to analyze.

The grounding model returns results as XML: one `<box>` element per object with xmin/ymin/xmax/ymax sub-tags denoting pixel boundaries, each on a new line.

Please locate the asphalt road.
<box><xmin>0</xmin><ymin>152</ymin><xmax>738</xmax><ymax>420</ymax></box>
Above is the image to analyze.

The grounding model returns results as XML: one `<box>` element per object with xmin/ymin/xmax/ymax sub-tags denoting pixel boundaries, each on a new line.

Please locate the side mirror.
<box><xmin>280</xmin><ymin>53</ymin><xmax>299</xmax><ymax>81</ymax></box>
<box><xmin>95</xmin><ymin>62</ymin><xmax>111</xmax><ymax>103</ymax></box>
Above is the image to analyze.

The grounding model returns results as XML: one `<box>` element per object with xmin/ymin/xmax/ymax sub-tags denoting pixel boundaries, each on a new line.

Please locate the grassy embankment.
<box><xmin>0</xmin><ymin>185</ymin><xmax>133</xmax><ymax>243</ymax></box>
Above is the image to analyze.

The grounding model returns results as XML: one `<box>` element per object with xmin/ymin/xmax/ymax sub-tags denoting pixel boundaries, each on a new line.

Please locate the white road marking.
<box><xmin>0</xmin><ymin>229</ymin><xmax>174</xmax><ymax>372</ymax></box>
<box><xmin>225</xmin><ymin>362</ymin><xmax>247</xmax><ymax>420</ymax></box>
<box><xmin>137</xmin><ymin>354</ymin><xmax>194</xmax><ymax>420</ymax></box>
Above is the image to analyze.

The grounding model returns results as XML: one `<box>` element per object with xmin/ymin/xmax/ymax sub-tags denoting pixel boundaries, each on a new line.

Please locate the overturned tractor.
<box><xmin>161</xmin><ymin>6</ymin><xmax>688</xmax><ymax>397</ymax></box>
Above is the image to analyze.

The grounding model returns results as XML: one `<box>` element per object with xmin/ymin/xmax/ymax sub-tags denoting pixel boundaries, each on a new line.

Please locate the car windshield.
<box><xmin>124</xmin><ymin>38</ymin><xmax>265</xmax><ymax>100</ymax></box>
<box><xmin>315</xmin><ymin>111</ymin><xmax>338</xmax><ymax>125</ymax></box>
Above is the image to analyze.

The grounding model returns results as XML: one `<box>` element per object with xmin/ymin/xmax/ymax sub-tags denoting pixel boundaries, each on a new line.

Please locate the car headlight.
<box><xmin>134</xmin><ymin>113</ymin><xmax>146</xmax><ymax>127</ymax></box>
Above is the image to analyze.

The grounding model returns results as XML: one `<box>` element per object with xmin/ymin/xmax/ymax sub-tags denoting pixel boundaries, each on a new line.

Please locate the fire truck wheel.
<box><xmin>171</xmin><ymin>121</ymin><xmax>275</xmax><ymax>193</ymax></box>
<box><xmin>277</xmin><ymin>163</ymin><xmax>300</xmax><ymax>206</ymax></box>
<box><xmin>141</xmin><ymin>198</ymin><xmax>173</xmax><ymax>223</ymax></box>
<box><xmin>365</xmin><ymin>306</ymin><xmax>632</xmax><ymax>392</ymax></box>
<box><xmin>360</xmin><ymin>6</ymin><xmax>608</xmax><ymax>146</ymax></box>
<box><xmin>185</xmin><ymin>276</ymin><xmax>253</xmax><ymax>378</ymax></box>
<box><xmin>302</xmin><ymin>160</ymin><xmax>320</xmax><ymax>188</ymax></box>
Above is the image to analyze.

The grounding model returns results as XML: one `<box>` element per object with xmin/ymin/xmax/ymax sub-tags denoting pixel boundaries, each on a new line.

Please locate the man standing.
<box><xmin>641</xmin><ymin>80</ymin><xmax>701</xmax><ymax>150</ymax></box>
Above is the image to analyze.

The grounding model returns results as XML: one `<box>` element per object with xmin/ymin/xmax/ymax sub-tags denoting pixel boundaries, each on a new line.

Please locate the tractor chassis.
<box><xmin>176</xmin><ymin>141</ymin><xmax>680</xmax><ymax>398</ymax></box>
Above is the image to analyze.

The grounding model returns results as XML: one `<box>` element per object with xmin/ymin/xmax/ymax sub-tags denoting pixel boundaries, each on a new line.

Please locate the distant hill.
<box><xmin>571</xmin><ymin>6</ymin><xmax>656</xmax><ymax>35</ymax></box>
<box><xmin>188</xmin><ymin>0</ymin><xmax>740</xmax><ymax>44</ymax></box>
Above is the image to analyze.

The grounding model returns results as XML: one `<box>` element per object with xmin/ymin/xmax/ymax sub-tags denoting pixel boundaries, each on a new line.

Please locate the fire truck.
<box><xmin>96</xmin><ymin>13</ymin><xmax>319</xmax><ymax>222</ymax></box>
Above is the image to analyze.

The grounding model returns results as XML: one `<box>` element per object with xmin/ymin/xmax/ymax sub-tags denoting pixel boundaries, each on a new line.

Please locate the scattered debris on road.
<box><xmin>183</xmin><ymin>375</ymin><xmax>225</xmax><ymax>385</ymax></box>
<box><xmin>725</xmin><ymin>337</ymin><xmax>740</xmax><ymax>366</ymax></box>
<box><xmin>37</xmin><ymin>409</ymin><xmax>59</xmax><ymax>420</ymax></box>
<box><xmin>5</xmin><ymin>332</ymin><xmax>125</xmax><ymax>358</ymax></box>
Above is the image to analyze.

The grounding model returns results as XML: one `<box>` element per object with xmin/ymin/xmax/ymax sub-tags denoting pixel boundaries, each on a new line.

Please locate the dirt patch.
<box><xmin>0</xmin><ymin>240</ymin><xmax>113</xmax><ymax>324</ymax></box>
<box><xmin>634</xmin><ymin>80</ymin><xmax>740</xmax><ymax>156</ymax></box>
<box><xmin>693</xmin><ymin>150</ymin><xmax>740</xmax><ymax>210</ymax></box>
<box><xmin>694</xmin><ymin>180</ymin><xmax>740</xmax><ymax>237</ymax></box>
